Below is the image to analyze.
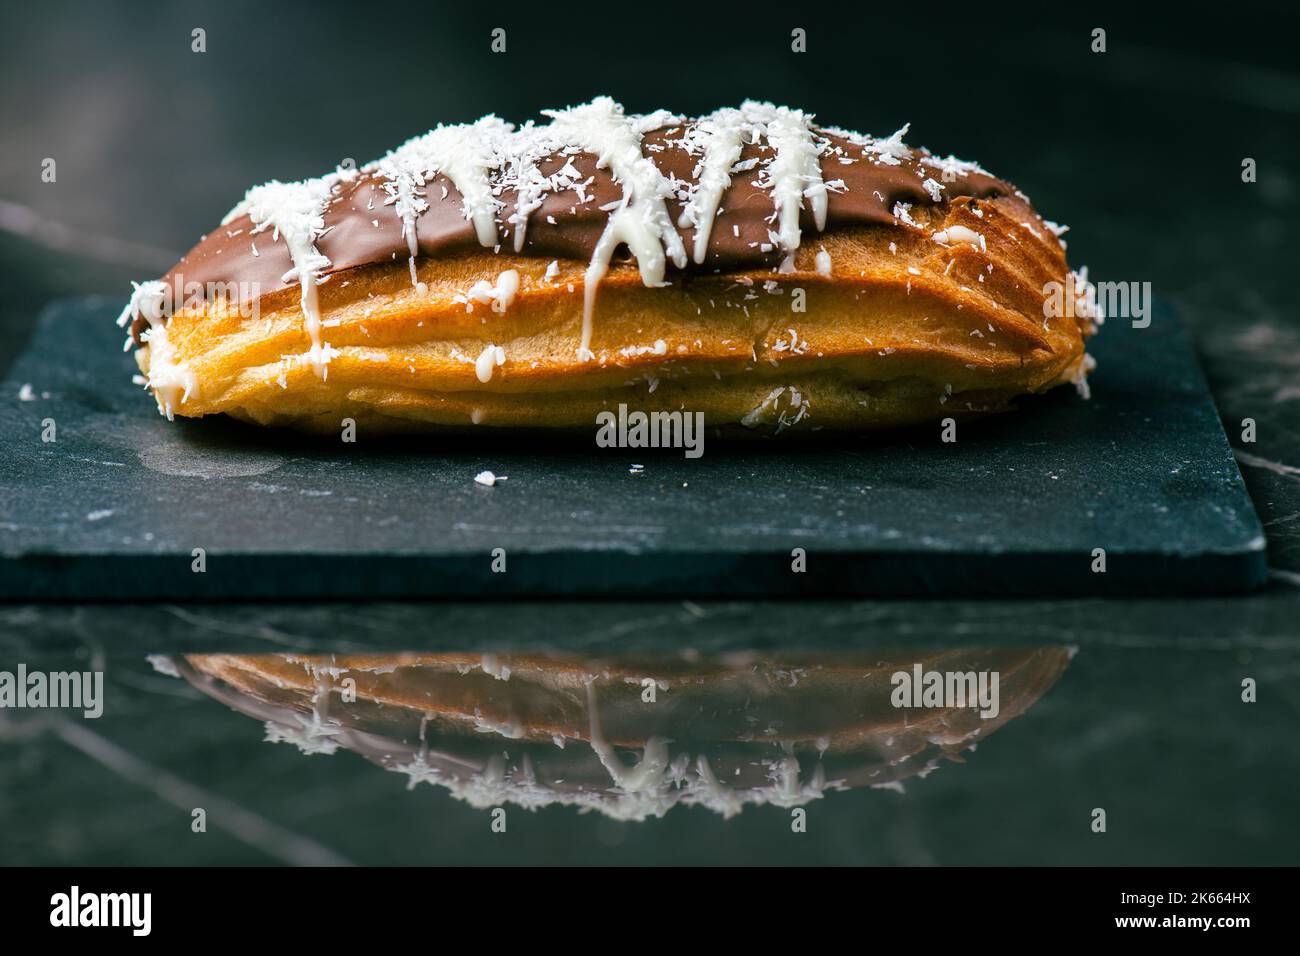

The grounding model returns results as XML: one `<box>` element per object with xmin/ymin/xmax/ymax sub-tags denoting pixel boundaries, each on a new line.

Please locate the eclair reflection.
<box><xmin>171</xmin><ymin>647</ymin><xmax>1070</xmax><ymax>821</ymax></box>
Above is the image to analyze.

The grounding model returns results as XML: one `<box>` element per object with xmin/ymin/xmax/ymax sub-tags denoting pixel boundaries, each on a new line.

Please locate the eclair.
<box><xmin>118</xmin><ymin>97</ymin><xmax>1100</xmax><ymax>433</ymax></box>
<box><xmin>174</xmin><ymin>647</ymin><xmax>1071</xmax><ymax>820</ymax></box>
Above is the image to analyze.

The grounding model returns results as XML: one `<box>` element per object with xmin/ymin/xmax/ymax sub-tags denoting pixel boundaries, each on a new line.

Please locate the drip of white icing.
<box><xmin>743</xmin><ymin>101</ymin><xmax>827</xmax><ymax>252</ymax></box>
<box><xmin>474</xmin><ymin>344</ymin><xmax>506</xmax><ymax>383</ymax></box>
<box><xmin>455</xmin><ymin>268</ymin><xmax>520</xmax><ymax>313</ymax></box>
<box><xmin>693</xmin><ymin>754</ymin><xmax>743</xmax><ymax>817</ymax></box>
<box><xmin>376</xmin><ymin>116</ymin><xmax>510</xmax><ymax>288</ymax></box>
<box><xmin>542</xmin><ymin>98</ymin><xmax>688</xmax><ymax>357</ymax></box>
<box><xmin>679</xmin><ymin>107</ymin><xmax>750</xmax><ymax>264</ymax></box>
<box><xmin>264</xmin><ymin>667</ymin><xmax>342</xmax><ymax>755</ymax></box>
<box><xmin>375</xmin><ymin>152</ymin><xmax>426</xmax><ymax>289</ymax></box>
<box><xmin>479</xmin><ymin>654</ymin><xmax>511</xmax><ymax>680</ymax></box>
<box><xmin>815</xmin><ymin>246</ymin><xmax>832</xmax><ymax>276</ymax></box>
<box><xmin>585</xmin><ymin>680</ymin><xmax>670</xmax><ymax>793</ymax></box>
<box><xmin>224</xmin><ymin>178</ymin><xmax>335</xmax><ymax>377</ymax></box>
<box><xmin>491</xmin><ymin>268</ymin><xmax>520</xmax><ymax>311</ymax></box>
<box><xmin>502</xmin><ymin>122</ymin><xmax>553</xmax><ymax>253</ymax></box>
<box><xmin>931</xmin><ymin>224</ymin><xmax>984</xmax><ymax>250</ymax></box>
<box><xmin>772</xmin><ymin>751</ymin><xmax>802</xmax><ymax>799</ymax></box>
<box><xmin>117</xmin><ymin>280</ymin><xmax>196</xmax><ymax>419</ymax></box>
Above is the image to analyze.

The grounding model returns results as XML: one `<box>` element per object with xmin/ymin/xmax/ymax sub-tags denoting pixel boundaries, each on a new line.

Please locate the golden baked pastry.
<box><xmin>118</xmin><ymin>98</ymin><xmax>1100</xmax><ymax>433</ymax></box>
<box><xmin>173</xmin><ymin>646</ymin><xmax>1071</xmax><ymax>819</ymax></box>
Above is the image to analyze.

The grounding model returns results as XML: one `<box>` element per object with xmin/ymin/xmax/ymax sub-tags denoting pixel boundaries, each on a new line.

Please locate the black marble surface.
<box><xmin>1</xmin><ymin>3</ymin><xmax>1298</xmax><ymax>865</ymax></box>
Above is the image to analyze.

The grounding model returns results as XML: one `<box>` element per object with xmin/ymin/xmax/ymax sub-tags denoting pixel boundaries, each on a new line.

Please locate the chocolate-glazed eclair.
<box><xmin>173</xmin><ymin>646</ymin><xmax>1072</xmax><ymax>820</ymax></box>
<box><xmin>117</xmin><ymin>97</ymin><xmax>1100</xmax><ymax>433</ymax></box>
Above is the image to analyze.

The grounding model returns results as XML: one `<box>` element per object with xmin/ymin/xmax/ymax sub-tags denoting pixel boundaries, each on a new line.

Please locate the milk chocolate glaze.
<box><xmin>132</xmin><ymin>109</ymin><xmax>1014</xmax><ymax>343</ymax></box>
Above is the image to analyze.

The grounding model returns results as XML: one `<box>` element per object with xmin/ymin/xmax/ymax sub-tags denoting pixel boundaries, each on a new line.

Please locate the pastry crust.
<box><xmin>122</xmin><ymin>101</ymin><xmax>1098</xmax><ymax>433</ymax></box>
<box><xmin>135</xmin><ymin>198</ymin><xmax>1091</xmax><ymax>433</ymax></box>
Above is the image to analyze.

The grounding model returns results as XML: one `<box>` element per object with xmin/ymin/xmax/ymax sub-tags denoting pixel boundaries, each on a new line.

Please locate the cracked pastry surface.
<box><xmin>118</xmin><ymin>98</ymin><xmax>1100</xmax><ymax>433</ymax></box>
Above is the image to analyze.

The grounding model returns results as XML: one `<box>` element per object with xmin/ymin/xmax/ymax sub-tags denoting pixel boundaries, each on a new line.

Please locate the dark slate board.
<box><xmin>0</xmin><ymin>296</ymin><xmax>1267</xmax><ymax>599</ymax></box>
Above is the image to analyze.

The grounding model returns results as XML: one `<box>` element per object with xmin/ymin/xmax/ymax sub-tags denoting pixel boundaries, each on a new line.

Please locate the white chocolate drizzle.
<box><xmin>117</xmin><ymin>280</ymin><xmax>196</xmax><ymax>419</ymax></box>
<box><xmin>815</xmin><ymin>247</ymin><xmax>832</xmax><ymax>276</ymax></box>
<box><xmin>123</xmin><ymin>99</ymin><xmax>1020</xmax><ymax>401</ymax></box>
<box><xmin>174</xmin><ymin>654</ymin><xmax>1022</xmax><ymax>823</ymax></box>
<box><xmin>541</xmin><ymin>97</ymin><xmax>688</xmax><ymax>358</ymax></box>
<box><xmin>474</xmin><ymin>344</ymin><xmax>506</xmax><ymax>383</ymax></box>
<box><xmin>678</xmin><ymin>107</ymin><xmax>750</xmax><ymax>264</ymax></box>
<box><xmin>454</xmin><ymin>268</ymin><xmax>520</xmax><ymax>313</ymax></box>
<box><xmin>586</xmin><ymin>680</ymin><xmax>671</xmax><ymax>793</ymax></box>
<box><xmin>931</xmin><ymin>224</ymin><xmax>985</xmax><ymax>250</ymax></box>
<box><xmin>223</xmin><ymin>178</ymin><xmax>335</xmax><ymax>377</ymax></box>
<box><xmin>375</xmin><ymin>115</ymin><xmax>510</xmax><ymax>288</ymax></box>
<box><xmin>743</xmin><ymin>101</ymin><xmax>828</xmax><ymax>252</ymax></box>
<box><xmin>501</xmin><ymin>122</ymin><xmax>556</xmax><ymax>253</ymax></box>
